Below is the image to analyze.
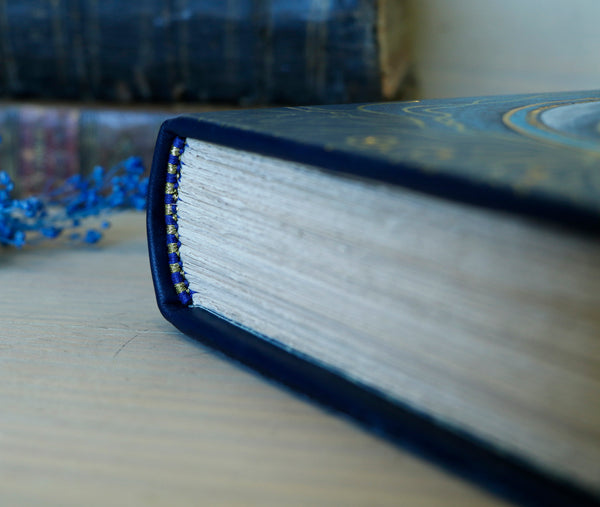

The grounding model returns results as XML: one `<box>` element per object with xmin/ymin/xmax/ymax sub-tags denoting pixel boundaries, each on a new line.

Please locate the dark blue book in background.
<box><xmin>147</xmin><ymin>90</ymin><xmax>600</xmax><ymax>506</ymax></box>
<box><xmin>0</xmin><ymin>0</ymin><xmax>411</xmax><ymax>105</ymax></box>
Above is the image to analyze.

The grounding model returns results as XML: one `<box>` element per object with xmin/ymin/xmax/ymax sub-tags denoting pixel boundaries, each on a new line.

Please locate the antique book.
<box><xmin>0</xmin><ymin>0</ymin><xmax>411</xmax><ymax>105</ymax></box>
<box><xmin>0</xmin><ymin>104</ymin><xmax>169</xmax><ymax>196</ymax></box>
<box><xmin>0</xmin><ymin>103</ymin><xmax>236</xmax><ymax>196</ymax></box>
<box><xmin>147</xmin><ymin>90</ymin><xmax>600</xmax><ymax>506</ymax></box>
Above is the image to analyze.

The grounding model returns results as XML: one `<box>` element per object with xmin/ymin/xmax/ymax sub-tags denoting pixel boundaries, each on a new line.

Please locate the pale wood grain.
<box><xmin>0</xmin><ymin>212</ymin><xmax>509</xmax><ymax>506</ymax></box>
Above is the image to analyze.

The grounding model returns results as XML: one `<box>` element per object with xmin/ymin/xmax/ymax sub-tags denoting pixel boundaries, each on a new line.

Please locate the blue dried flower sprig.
<box><xmin>0</xmin><ymin>156</ymin><xmax>148</xmax><ymax>248</ymax></box>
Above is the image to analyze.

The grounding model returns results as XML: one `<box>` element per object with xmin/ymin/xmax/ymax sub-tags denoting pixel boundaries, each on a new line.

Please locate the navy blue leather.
<box><xmin>147</xmin><ymin>97</ymin><xmax>600</xmax><ymax>506</ymax></box>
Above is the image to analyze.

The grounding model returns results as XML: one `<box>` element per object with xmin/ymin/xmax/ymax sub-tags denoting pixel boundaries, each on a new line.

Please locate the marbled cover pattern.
<box><xmin>178</xmin><ymin>90</ymin><xmax>600</xmax><ymax>222</ymax></box>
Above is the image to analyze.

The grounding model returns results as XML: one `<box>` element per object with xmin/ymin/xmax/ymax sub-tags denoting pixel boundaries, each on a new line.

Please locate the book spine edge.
<box><xmin>146</xmin><ymin>117</ymin><xmax>600</xmax><ymax>507</ymax></box>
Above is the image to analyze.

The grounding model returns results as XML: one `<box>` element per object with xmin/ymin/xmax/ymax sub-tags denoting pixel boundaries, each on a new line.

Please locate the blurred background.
<box><xmin>1</xmin><ymin>0</ymin><xmax>598</xmax><ymax>104</ymax></box>
<box><xmin>0</xmin><ymin>0</ymin><xmax>598</xmax><ymax>195</ymax></box>
<box><xmin>413</xmin><ymin>0</ymin><xmax>600</xmax><ymax>98</ymax></box>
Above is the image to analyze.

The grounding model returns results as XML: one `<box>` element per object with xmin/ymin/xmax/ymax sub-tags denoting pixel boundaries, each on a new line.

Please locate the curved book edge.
<box><xmin>148</xmin><ymin>114</ymin><xmax>600</xmax><ymax>506</ymax></box>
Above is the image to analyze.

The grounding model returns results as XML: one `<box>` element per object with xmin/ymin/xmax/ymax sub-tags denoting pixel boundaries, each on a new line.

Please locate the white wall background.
<box><xmin>411</xmin><ymin>0</ymin><xmax>600</xmax><ymax>98</ymax></box>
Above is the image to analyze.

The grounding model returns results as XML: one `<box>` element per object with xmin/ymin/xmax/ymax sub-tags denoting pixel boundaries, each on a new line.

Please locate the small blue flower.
<box><xmin>0</xmin><ymin>152</ymin><xmax>148</xmax><ymax>248</ymax></box>
<box><xmin>0</xmin><ymin>171</ymin><xmax>14</xmax><ymax>191</ymax></box>
<box><xmin>13</xmin><ymin>230</ymin><xmax>25</xmax><ymax>248</ymax></box>
<box><xmin>91</xmin><ymin>166</ymin><xmax>104</xmax><ymax>185</ymax></box>
<box><xmin>19</xmin><ymin>196</ymin><xmax>43</xmax><ymax>218</ymax></box>
<box><xmin>84</xmin><ymin>229</ymin><xmax>102</xmax><ymax>244</ymax></box>
<box><xmin>40</xmin><ymin>226</ymin><xmax>61</xmax><ymax>238</ymax></box>
<box><xmin>124</xmin><ymin>156</ymin><xmax>144</xmax><ymax>176</ymax></box>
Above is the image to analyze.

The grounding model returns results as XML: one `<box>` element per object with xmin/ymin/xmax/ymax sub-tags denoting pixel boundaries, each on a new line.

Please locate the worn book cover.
<box><xmin>0</xmin><ymin>0</ymin><xmax>411</xmax><ymax>105</ymax></box>
<box><xmin>147</xmin><ymin>90</ymin><xmax>600</xmax><ymax>506</ymax></box>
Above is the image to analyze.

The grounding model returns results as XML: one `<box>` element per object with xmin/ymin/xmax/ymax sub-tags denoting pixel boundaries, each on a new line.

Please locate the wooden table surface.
<box><xmin>0</xmin><ymin>212</ymin><xmax>509</xmax><ymax>506</ymax></box>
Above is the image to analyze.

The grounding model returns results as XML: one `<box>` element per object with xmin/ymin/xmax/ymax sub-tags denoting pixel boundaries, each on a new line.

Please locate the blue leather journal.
<box><xmin>147</xmin><ymin>90</ymin><xmax>600</xmax><ymax>506</ymax></box>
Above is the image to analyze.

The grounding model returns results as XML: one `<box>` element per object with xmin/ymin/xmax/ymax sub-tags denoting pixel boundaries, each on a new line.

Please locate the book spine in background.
<box><xmin>0</xmin><ymin>105</ymin><xmax>170</xmax><ymax>196</ymax></box>
<box><xmin>0</xmin><ymin>0</ymin><xmax>411</xmax><ymax>105</ymax></box>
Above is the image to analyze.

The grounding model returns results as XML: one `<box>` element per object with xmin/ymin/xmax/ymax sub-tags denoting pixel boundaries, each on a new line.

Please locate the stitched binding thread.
<box><xmin>165</xmin><ymin>136</ymin><xmax>192</xmax><ymax>305</ymax></box>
